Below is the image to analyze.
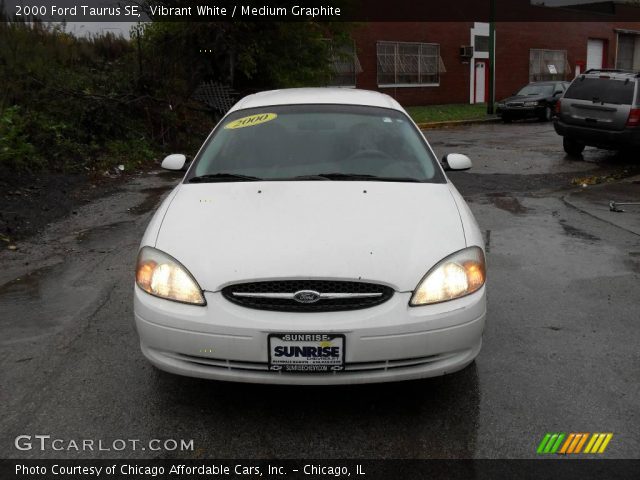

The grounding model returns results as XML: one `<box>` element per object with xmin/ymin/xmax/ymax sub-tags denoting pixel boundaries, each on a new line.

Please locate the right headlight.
<box><xmin>410</xmin><ymin>246</ymin><xmax>486</xmax><ymax>306</ymax></box>
<box><xmin>135</xmin><ymin>246</ymin><xmax>206</xmax><ymax>305</ymax></box>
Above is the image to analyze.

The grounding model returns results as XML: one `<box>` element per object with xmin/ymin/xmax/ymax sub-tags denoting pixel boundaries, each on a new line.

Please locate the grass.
<box><xmin>407</xmin><ymin>103</ymin><xmax>491</xmax><ymax>124</ymax></box>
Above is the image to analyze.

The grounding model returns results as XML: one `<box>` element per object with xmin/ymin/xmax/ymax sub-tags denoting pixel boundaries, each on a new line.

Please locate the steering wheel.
<box><xmin>344</xmin><ymin>149</ymin><xmax>393</xmax><ymax>162</ymax></box>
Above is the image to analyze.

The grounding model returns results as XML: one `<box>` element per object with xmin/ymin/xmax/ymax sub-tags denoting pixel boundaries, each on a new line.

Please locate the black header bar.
<box><xmin>3</xmin><ymin>0</ymin><xmax>640</xmax><ymax>22</ymax></box>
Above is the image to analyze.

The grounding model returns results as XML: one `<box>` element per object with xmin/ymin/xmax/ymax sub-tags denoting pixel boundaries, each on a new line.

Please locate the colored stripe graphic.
<box><xmin>538</xmin><ymin>433</ymin><xmax>613</xmax><ymax>455</ymax></box>
<box><xmin>559</xmin><ymin>433</ymin><xmax>587</xmax><ymax>454</ymax></box>
<box><xmin>574</xmin><ymin>433</ymin><xmax>589</xmax><ymax>453</ymax></box>
<box><xmin>537</xmin><ymin>434</ymin><xmax>553</xmax><ymax>454</ymax></box>
<box><xmin>537</xmin><ymin>433</ymin><xmax>565</xmax><ymax>454</ymax></box>
<box><xmin>584</xmin><ymin>433</ymin><xmax>613</xmax><ymax>454</ymax></box>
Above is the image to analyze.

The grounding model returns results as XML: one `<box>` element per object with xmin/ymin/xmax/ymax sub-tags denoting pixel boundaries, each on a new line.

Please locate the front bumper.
<box><xmin>134</xmin><ymin>286</ymin><xmax>486</xmax><ymax>385</ymax></box>
<box><xmin>497</xmin><ymin>105</ymin><xmax>545</xmax><ymax>118</ymax></box>
<box><xmin>554</xmin><ymin>119</ymin><xmax>640</xmax><ymax>148</ymax></box>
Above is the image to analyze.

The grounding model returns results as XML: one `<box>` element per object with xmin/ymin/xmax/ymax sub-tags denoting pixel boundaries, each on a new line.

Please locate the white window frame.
<box><xmin>376</xmin><ymin>41</ymin><xmax>441</xmax><ymax>88</ymax></box>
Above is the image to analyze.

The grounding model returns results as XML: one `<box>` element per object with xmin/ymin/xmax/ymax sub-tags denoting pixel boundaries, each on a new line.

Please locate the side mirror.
<box><xmin>442</xmin><ymin>153</ymin><xmax>472</xmax><ymax>171</ymax></box>
<box><xmin>161</xmin><ymin>154</ymin><xmax>186</xmax><ymax>171</ymax></box>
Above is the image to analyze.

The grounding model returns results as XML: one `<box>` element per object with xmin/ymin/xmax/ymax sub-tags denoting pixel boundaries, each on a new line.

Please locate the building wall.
<box><xmin>494</xmin><ymin>22</ymin><xmax>634</xmax><ymax>100</ymax></box>
<box><xmin>351</xmin><ymin>20</ymin><xmax>640</xmax><ymax>107</ymax></box>
<box><xmin>353</xmin><ymin>22</ymin><xmax>473</xmax><ymax>106</ymax></box>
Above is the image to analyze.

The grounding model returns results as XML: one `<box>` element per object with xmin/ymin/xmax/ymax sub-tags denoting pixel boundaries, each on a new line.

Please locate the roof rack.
<box><xmin>583</xmin><ymin>68</ymin><xmax>640</xmax><ymax>77</ymax></box>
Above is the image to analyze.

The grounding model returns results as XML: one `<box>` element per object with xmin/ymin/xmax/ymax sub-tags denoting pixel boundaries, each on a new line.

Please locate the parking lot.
<box><xmin>1</xmin><ymin>121</ymin><xmax>639</xmax><ymax>459</ymax></box>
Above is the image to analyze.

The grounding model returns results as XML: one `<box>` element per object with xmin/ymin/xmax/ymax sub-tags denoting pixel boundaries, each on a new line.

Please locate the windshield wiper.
<box><xmin>296</xmin><ymin>173</ymin><xmax>423</xmax><ymax>182</ymax></box>
<box><xmin>188</xmin><ymin>173</ymin><xmax>262</xmax><ymax>183</ymax></box>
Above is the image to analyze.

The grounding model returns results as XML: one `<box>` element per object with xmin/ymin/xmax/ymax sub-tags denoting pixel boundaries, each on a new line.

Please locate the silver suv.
<box><xmin>554</xmin><ymin>69</ymin><xmax>640</xmax><ymax>157</ymax></box>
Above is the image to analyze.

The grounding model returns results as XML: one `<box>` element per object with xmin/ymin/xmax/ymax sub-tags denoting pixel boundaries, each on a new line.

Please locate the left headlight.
<box><xmin>410</xmin><ymin>246</ymin><xmax>486</xmax><ymax>306</ymax></box>
<box><xmin>135</xmin><ymin>246</ymin><xmax>206</xmax><ymax>305</ymax></box>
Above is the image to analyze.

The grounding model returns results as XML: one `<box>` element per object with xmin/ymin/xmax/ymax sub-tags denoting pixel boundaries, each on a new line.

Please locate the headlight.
<box><xmin>410</xmin><ymin>246</ymin><xmax>486</xmax><ymax>306</ymax></box>
<box><xmin>496</xmin><ymin>102</ymin><xmax>505</xmax><ymax>107</ymax></box>
<box><xmin>136</xmin><ymin>246</ymin><xmax>206</xmax><ymax>305</ymax></box>
<box><xmin>524</xmin><ymin>101</ymin><xmax>539</xmax><ymax>107</ymax></box>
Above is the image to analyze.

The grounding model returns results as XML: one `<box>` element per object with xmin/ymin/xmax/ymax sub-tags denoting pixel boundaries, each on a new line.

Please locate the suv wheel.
<box><xmin>502</xmin><ymin>115</ymin><xmax>512</xmax><ymax>124</ymax></box>
<box><xmin>563</xmin><ymin>137</ymin><xmax>585</xmax><ymax>157</ymax></box>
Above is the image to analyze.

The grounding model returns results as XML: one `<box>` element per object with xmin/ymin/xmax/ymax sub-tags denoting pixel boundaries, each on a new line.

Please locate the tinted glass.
<box><xmin>474</xmin><ymin>35</ymin><xmax>489</xmax><ymax>53</ymax></box>
<box><xmin>517</xmin><ymin>84</ymin><xmax>554</xmax><ymax>96</ymax></box>
<box><xmin>189</xmin><ymin>105</ymin><xmax>445</xmax><ymax>183</ymax></box>
<box><xmin>564</xmin><ymin>77</ymin><xmax>635</xmax><ymax>105</ymax></box>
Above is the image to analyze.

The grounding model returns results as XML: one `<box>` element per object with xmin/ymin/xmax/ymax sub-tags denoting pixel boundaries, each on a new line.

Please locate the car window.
<box><xmin>564</xmin><ymin>77</ymin><xmax>635</xmax><ymax>105</ymax></box>
<box><xmin>188</xmin><ymin>104</ymin><xmax>445</xmax><ymax>183</ymax></box>
<box><xmin>517</xmin><ymin>84</ymin><xmax>554</xmax><ymax>96</ymax></box>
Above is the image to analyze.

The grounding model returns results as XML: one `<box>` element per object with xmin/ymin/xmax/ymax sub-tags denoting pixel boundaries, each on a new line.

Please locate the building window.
<box><xmin>474</xmin><ymin>35</ymin><xmax>489</xmax><ymax>53</ymax></box>
<box><xmin>328</xmin><ymin>40</ymin><xmax>362</xmax><ymax>87</ymax></box>
<box><xmin>377</xmin><ymin>41</ymin><xmax>444</xmax><ymax>87</ymax></box>
<box><xmin>529</xmin><ymin>49</ymin><xmax>569</xmax><ymax>82</ymax></box>
<box><xmin>616</xmin><ymin>33</ymin><xmax>640</xmax><ymax>71</ymax></box>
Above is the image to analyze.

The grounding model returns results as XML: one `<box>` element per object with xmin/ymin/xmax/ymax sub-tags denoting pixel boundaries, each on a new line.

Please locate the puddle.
<box><xmin>559</xmin><ymin>220</ymin><xmax>600</xmax><ymax>242</ymax></box>
<box><xmin>0</xmin><ymin>259</ymin><xmax>103</xmax><ymax>345</ymax></box>
<box><xmin>625</xmin><ymin>257</ymin><xmax>640</xmax><ymax>273</ymax></box>
<box><xmin>0</xmin><ymin>265</ymin><xmax>56</xmax><ymax>299</ymax></box>
<box><xmin>75</xmin><ymin>220</ymin><xmax>134</xmax><ymax>243</ymax></box>
<box><xmin>128</xmin><ymin>185</ymin><xmax>174</xmax><ymax>214</ymax></box>
<box><xmin>488</xmin><ymin>195</ymin><xmax>531</xmax><ymax>215</ymax></box>
<box><xmin>484</xmin><ymin>229</ymin><xmax>491</xmax><ymax>253</ymax></box>
<box><xmin>0</xmin><ymin>265</ymin><xmax>65</xmax><ymax>342</ymax></box>
<box><xmin>441</xmin><ymin>141</ymin><xmax>474</xmax><ymax>148</ymax></box>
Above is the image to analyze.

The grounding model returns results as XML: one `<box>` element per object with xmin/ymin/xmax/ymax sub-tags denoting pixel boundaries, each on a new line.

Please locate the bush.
<box><xmin>0</xmin><ymin>18</ymin><xmax>350</xmax><ymax>173</ymax></box>
<box><xmin>0</xmin><ymin>106</ymin><xmax>43</xmax><ymax>171</ymax></box>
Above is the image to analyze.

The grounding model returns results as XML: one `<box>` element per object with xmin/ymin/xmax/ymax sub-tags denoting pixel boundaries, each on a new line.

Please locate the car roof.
<box><xmin>229</xmin><ymin>88</ymin><xmax>405</xmax><ymax>113</ymax></box>
<box><xmin>581</xmin><ymin>69</ymin><xmax>640</xmax><ymax>80</ymax></box>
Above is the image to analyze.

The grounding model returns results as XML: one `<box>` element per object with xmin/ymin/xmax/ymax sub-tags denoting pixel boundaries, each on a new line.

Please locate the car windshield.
<box><xmin>187</xmin><ymin>104</ymin><xmax>445</xmax><ymax>183</ymax></box>
<box><xmin>517</xmin><ymin>84</ymin><xmax>554</xmax><ymax>96</ymax></box>
<box><xmin>564</xmin><ymin>77</ymin><xmax>636</xmax><ymax>105</ymax></box>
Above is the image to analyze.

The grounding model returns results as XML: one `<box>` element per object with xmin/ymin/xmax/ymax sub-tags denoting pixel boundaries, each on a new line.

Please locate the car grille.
<box><xmin>507</xmin><ymin>101</ymin><xmax>524</xmax><ymax>107</ymax></box>
<box><xmin>221</xmin><ymin>280</ymin><xmax>394</xmax><ymax>312</ymax></box>
<box><xmin>166</xmin><ymin>352</ymin><xmax>456</xmax><ymax>373</ymax></box>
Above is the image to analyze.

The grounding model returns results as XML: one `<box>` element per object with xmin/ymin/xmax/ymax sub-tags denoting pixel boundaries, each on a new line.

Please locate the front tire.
<box><xmin>540</xmin><ymin>106</ymin><xmax>552</xmax><ymax>122</ymax></box>
<box><xmin>563</xmin><ymin>137</ymin><xmax>585</xmax><ymax>157</ymax></box>
<box><xmin>502</xmin><ymin>115</ymin><xmax>512</xmax><ymax>124</ymax></box>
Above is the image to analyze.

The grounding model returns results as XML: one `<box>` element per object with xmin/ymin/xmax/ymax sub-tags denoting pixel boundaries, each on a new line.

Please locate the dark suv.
<box><xmin>554</xmin><ymin>69</ymin><xmax>640</xmax><ymax>156</ymax></box>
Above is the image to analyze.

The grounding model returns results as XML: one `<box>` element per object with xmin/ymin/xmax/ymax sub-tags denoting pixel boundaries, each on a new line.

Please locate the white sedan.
<box><xmin>134</xmin><ymin>88</ymin><xmax>486</xmax><ymax>384</ymax></box>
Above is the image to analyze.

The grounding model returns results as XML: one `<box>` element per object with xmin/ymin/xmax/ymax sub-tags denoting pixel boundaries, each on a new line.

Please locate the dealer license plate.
<box><xmin>268</xmin><ymin>333</ymin><xmax>345</xmax><ymax>372</ymax></box>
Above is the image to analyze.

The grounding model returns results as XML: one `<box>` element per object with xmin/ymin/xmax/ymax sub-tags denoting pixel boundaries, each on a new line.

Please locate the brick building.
<box><xmin>332</xmin><ymin>3</ymin><xmax>640</xmax><ymax>106</ymax></box>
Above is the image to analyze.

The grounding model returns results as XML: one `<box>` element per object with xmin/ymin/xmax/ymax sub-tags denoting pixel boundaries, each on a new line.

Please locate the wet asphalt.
<box><xmin>1</xmin><ymin>121</ymin><xmax>639</xmax><ymax>459</ymax></box>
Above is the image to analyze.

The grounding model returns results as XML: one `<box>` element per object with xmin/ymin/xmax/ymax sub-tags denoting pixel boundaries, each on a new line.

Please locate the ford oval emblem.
<box><xmin>293</xmin><ymin>290</ymin><xmax>321</xmax><ymax>304</ymax></box>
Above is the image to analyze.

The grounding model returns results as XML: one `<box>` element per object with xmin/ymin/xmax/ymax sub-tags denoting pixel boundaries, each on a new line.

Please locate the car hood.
<box><xmin>155</xmin><ymin>182</ymin><xmax>466</xmax><ymax>292</ymax></box>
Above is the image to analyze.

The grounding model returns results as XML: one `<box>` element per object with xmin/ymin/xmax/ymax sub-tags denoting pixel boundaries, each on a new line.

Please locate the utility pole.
<box><xmin>487</xmin><ymin>0</ymin><xmax>496</xmax><ymax>114</ymax></box>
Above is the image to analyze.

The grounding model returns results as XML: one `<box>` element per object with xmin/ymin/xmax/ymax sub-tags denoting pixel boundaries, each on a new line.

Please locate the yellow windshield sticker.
<box><xmin>224</xmin><ymin>113</ymin><xmax>277</xmax><ymax>129</ymax></box>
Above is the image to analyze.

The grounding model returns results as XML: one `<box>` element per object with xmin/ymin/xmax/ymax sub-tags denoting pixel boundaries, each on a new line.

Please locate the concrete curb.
<box><xmin>417</xmin><ymin>116</ymin><xmax>501</xmax><ymax>130</ymax></box>
<box><xmin>562</xmin><ymin>175</ymin><xmax>640</xmax><ymax>237</ymax></box>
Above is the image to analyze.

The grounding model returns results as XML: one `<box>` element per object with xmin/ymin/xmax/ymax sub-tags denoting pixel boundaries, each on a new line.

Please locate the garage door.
<box><xmin>587</xmin><ymin>39</ymin><xmax>604</xmax><ymax>70</ymax></box>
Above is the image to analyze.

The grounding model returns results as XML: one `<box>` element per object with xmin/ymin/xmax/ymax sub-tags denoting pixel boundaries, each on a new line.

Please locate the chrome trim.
<box><xmin>231</xmin><ymin>292</ymin><xmax>383</xmax><ymax>299</ymax></box>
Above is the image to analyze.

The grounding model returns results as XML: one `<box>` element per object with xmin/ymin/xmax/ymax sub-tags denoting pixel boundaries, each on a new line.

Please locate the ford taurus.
<box><xmin>134</xmin><ymin>88</ymin><xmax>486</xmax><ymax>384</ymax></box>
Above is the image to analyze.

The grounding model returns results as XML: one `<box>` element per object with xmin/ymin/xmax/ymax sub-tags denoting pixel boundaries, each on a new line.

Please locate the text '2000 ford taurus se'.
<box><xmin>134</xmin><ymin>88</ymin><xmax>486</xmax><ymax>384</ymax></box>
